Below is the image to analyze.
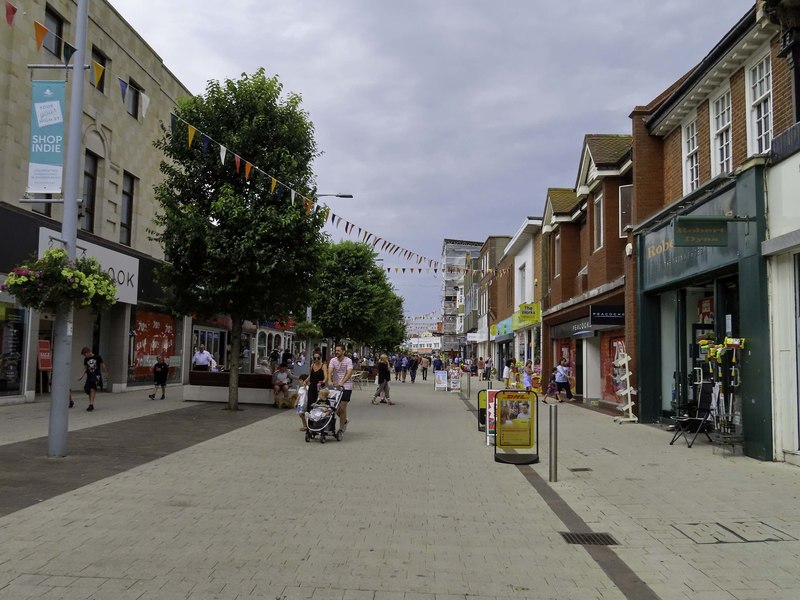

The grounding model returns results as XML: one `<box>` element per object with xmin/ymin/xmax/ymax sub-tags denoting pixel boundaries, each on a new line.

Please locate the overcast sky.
<box><xmin>109</xmin><ymin>0</ymin><xmax>755</xmax><ymax>321</ymax></box>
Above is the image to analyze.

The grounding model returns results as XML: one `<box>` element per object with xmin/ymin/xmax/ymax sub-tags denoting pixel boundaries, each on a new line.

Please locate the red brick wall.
<box><xmin>663</xmin><ymin>127</ymin><xmax>683</xmax><ymax>205</ymax></box>
<box><xmin>731</xmin><ymin>67</ymin><xmax>747</xmax><ymax>168</ymax></box>
<box><xmin>550</xmin><ymin>224</ymin><xmax>581</xmax><ymax>305</ymax></box>
<box><xmin>772</xmin><ymin>37</ymin><xmax>794</xmax><ymax>138</ymax></box>
<box><xmin>631</xmin><ymin>109</ymin><xmax>664</xmax><ymax>225</ymax></box>
<box><xmin>697</xmin><ymin>100</ymin><xmax>711</xmax><ymax>183</ymax></box>
<box><xmin>496</xmin><ymin>255</ymin><xmax>515</xmax><ymax>322</ymax></box>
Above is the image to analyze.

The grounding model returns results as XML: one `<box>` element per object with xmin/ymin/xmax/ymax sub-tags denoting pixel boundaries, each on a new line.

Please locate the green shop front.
<box><xmin>635</xmin><ymin>166</ymin><xmax>772</xmax><ymax>460</ymax></box>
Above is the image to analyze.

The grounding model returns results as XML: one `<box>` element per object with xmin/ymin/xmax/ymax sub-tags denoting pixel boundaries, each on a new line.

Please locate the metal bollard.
<box><xmin>549</xmin><ymin>403</ymin><xmax>558</xmax><ymax>482</ymax></box>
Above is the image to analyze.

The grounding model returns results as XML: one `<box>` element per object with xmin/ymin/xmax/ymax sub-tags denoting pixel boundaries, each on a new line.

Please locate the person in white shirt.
<box><xmin>273</xmin><ymin>363</ymin><xmax>293</xmax><ymax>405</ymax></box>
<box><xmin>192</xmin><ymin>344</ymin><xmax>213</xmax><ymax>371</ymax></box>
<box><xmin>327</xmin><ymin>344</ymin><xmax>353</xmax><ymax>431</ymax></box>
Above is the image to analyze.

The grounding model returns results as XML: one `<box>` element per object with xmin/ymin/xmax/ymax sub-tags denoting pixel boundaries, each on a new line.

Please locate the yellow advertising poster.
<box><xmin>495</xmin><ymin>390</ymin><xmax>536</xmax><ymax>449</ymax></box>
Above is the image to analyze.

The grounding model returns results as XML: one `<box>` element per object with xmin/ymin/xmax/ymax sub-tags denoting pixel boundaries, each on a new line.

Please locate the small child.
<box><xmin>543</xmin><ymin>368</ymin><xmax>558</xmax><ymax>403</ymax></box>
<box><xmin>149</xmin><ymin>355</ymin><xmax>169</xmax><ymax>400</ymax></box>
<box><xmin>296</xmin><ymin>374</ymin><xmax>309</xmax><ymax>431</ymax></box>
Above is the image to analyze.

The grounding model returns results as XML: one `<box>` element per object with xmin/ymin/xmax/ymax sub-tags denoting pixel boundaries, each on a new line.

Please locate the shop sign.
<box><xmin>495</xmin><ymin>390</ymin><xmax>536</xmax><ymax>449</ymax></box>
<box><xmin>28</xmin><ymin>81</ymin><xmax>65</xmax><ymax>194</ymax></box>
<box><xmin>673</xmin><ymin>216</ymin><xmax>728</xmax><ymax>247</ymax></box>
<box><xmin>590</xmin><ymin>305</ymin><xmax>624</xmax><ymax>325</ymax></box>
<box><xmin>489</xmin><ymin>323</ymin><xmax>498</xmax><ymax>340</ymax></box>
<box><xmin>434</xmin><ymin>370</ymin><xmax>448</xmax><ymax>391</ymax></box>
<box><xmin>37</xmin><ymin>340</ymin><xmax>52</xmax><ymax>371</ymax></box>
<box><xmin>519</xmin><ymin>302</ymin><xmax>541</xmax><ymax>323</ymax></box>
<box><xmin>496</xmin><ymin>317</ymin><xmax>513</xmax><ymax>336</ymax></box>
<box><xmin>38</xmin><ymin>227</ymin><xmax>140</xmax><ymax>305</ymax></box>
<box><xmin>466</xmin><ymin>332</ymin><xmax>480</xmax><ymax>342</ymax></box>
<box><xmin>640</xmin><ymin>187</ymin><xmax>743</xmax><ymax>291</ymax></box>
<box><xmin>550</xmin><ymin>317</ymin><xmax>592</xmax><ymax>339</ymax></box>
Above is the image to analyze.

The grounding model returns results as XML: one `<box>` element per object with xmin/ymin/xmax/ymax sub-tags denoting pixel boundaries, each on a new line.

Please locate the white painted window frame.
<box><xmin>746</xmin><ymin>48</ymin><xmax>773</xmax><ymax>156</ymax></box>
<box><xmin>710</xmin><ymin>88</ymin><xmax>732</xmax><ymax>176</ymax></box>
<box><xmin>593</xmin><ymin>191</ymin><xmax>604</xmax><ymax>251</ymax></box>
<box><xmin>682</xmin><ymin>114</ymin><xmax>700</xmax><ymax>194</ymax></box>
<box><xmin>554</xmin><ymin>232</ymin><xmax>561</xmax><ymax>278</ymax></box>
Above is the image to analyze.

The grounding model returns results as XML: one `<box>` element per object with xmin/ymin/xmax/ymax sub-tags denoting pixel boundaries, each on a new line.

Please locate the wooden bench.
<box><xmin>185</xmin><ymin>371</ymin><xmax>275</xmax><ymax>405</ymax></box>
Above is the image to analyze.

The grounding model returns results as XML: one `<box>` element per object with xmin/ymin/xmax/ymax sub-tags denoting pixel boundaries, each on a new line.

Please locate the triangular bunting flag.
<box><xmin>33</xmin><ymin>21</ymin><xmax>48</xmax><ymax>49</ymax></box>
<box><xmin>5</xmin><ymin>1</ymin><xmax>17</xmax><ymax>27</ymax></box>
<box><xmin>290</xmin><ymin>190</ymin><xmax>295</xmax><ymax>205</ymax></box>
<box><xmin>141</xmin><ymin>92</ymin><xmax>150</xmax><ymax>118</ymax></box>
<box><xmin>387</xmin><ymin>268</ymin><xmax>391</xmax><ymax>274</ymax></box>
<box><xmin>305</xmin><ymin>198</ymin><xmax>312</xmax><ymax>216</ymax></box>
<box><xmin>188</xmin><ymin>125</ymin><xmax>196</xmax><ymax>147</ymax></box>
<box><xmin>434</xmin><ymin>269</ymin><xmax>438</xmax><ymax>274</ymax></box>
<box><xmin>330</xmin><ymin>212</ymin><xmax>336</xmax><ymax>224</ymax></box>
<box><xmin>382</xmin><ymin>241</ymin><xmax>388</xmax><ymax>251</ymax></box>
<box><xmin>92</xmin><ymin>62</ymin><xmax>105</xmax><ymax>87</ymax></box>
<box><xmin>63</xmin><ymin>42</ymin><xmax>76</xmax><ymax>66</ymax></box>
<box><xmin>335</xmin><ymin>217</ymin><xmax>342</xmax><ymax>228</ymax></box>
<box><xmin>201</xmin><ymin>135</ymin><xmax>210</xmax><ymax>154</ymax></box>
<box><xmin>245</xmin><ymin>162</ymin><xmax>252</xmax><ymax>180</ymax></box>
<box><xmin>270</xmin><ymin>178</ymin><xmax>277</xmax><ymax>194</ymax></box>
<box><xmin>118</xmin><ymin>78</ymin><xmax>128</xmax><ymax>103</ymax></box>
<box><xmin>234</xmin><ymin>155</ymin><xmax>241</xmax><ymax>172</ymax></box>
<box><xmin>402</xmin><ymin>268</ymin><xmax>406</xmax><ymax>273</ymax></box>
<box><xmin>170</xmin><ymin>113</ymin><xmax>178</xmax><ymax>133</ymax></box>
<box><xmin>219</xmin><ymin>145</ymin><xmax>227</xmax><ymax>164</ymax></box>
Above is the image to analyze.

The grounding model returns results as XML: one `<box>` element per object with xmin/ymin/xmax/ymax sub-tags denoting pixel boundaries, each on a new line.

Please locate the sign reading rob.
<box><xmin>28</xmin><ymin>81</ymin><xmax>66</xmax><ymax>194</ymax></box>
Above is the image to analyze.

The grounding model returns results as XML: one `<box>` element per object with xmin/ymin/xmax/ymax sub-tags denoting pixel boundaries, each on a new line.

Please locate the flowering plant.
<box><xmin>1</xmin><ymin>248</ymin><xmax>117</xmax><ymax>312</ymax></box>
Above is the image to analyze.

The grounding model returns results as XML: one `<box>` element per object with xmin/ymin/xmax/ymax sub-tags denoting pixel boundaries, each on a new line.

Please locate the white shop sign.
<box><xmin>38</xmin><ymin>227</ymin><xmax>140</xmax><ymax>305</ymax></box>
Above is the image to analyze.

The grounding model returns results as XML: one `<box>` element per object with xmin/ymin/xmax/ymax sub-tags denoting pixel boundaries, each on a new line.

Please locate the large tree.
<box><xmin>152</xmin><ymin>69</ymin><xmax>326</xmax><ymax>410</ymax></box>
<box><xmin>311</xmin><ymin>241</ymin><xmax>405</xmax><ymax>349</ymax></box>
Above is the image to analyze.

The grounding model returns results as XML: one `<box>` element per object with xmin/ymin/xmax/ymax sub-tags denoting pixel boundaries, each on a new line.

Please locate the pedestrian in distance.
<box><xmin>420</xmin><ymin>355</ymin><xmax>430</xmax><ymax>381</ymax></box>
<box><xmin>433</xmin><ymin>355</ymin><xmax>444</xmax><ymax>372</ymax></box>
<box><xmin>484</xmin><ymin>356</ymin><xmax>493</xmax><ymax>381</ymax></box>
<box><xmin>400</xmin><ymin>355</ymin><xmax>409</xmax><ymax>382</ymax></box>
<box><xmin>393</xmin><ymin>354</ymin><xmax>403</xmax><ymax>381</ymax></box>
<box><xmin>191</xmin><ymin>344</ymin><xmax>213</xmax><ymax>371</ymax></box>
<box><xmin>555</xmin><ymin>357</ymin><xmax>574</xmax><ymax>402</ymax></box>
<box><xmin>477</xmin><ymin>357</ymin><xmax>485</xmax><ymax>380</ymax></box>
<box><xmin>296</xmin><ymin>374</ymin><xmax>309</xmax><ymax>431</ymax></box>
<box><xmin>523</xmin><ymin>359</ymin><xmax>534</xmax><ymax>393</ymax></box>
<box><xmin>78</xmin><ymin>346</ymin><xmax>108</xmax><ymax>411</ymax></box>
<box><xmin>372</xmin><ymin>354</ymin><xmax>394</xmax><ymax>405</ymax></box>
<box><xmin>409</xmin><ymin>354</ymin><xmax>419</xmax><ymax>383</ymax></box>
<box><xmin>542</xmin><ymin>367</ymin><xmax>559</xmax><ymax>403</ymax></box>
<box><xmin>502</xmin><ymin>359</ymin><xmax>513</xmax><ymax>388</ymax></box>
<box><xmin>149</xmin><ymin>354</ymin><xmax>169</xmax><ymax>400</ymax></box>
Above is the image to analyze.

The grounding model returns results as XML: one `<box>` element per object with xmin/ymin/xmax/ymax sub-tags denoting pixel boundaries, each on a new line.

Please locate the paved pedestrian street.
<box><xmin>1</xmin><ymin>381</ymin><xmax>800</xmax><ymax>600</ymax></box>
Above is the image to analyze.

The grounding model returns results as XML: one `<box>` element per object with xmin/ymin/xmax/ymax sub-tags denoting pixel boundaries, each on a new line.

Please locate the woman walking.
<box><xmin>372</xmin><ymin>354</ymin><xmax>394</xmax><ymax>405</ymax></box>
<box><xmin>555</xmin><ymin>357</ymin><xmax>574</xmax><ymax>402</ymax></box>
<box><xmin>306</xmin><ymin>349</ymin><xmax>328</xmax><ymax>407</ymax></box>
<box><xmin>522</xmin><ymin>359</ymin><xmax>534</xmax><ymax>393</ymax></box>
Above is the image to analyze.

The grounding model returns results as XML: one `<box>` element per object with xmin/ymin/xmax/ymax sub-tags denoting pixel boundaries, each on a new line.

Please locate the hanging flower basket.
<box><xmin>0</xmin><ymin>248</ymin><xmax>117</xmax><ymax>312</ymax></box>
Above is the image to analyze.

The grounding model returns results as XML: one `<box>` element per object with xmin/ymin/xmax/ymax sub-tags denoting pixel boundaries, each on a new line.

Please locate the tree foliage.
<box><xmin>151</xmin><ymin>69</ymin><xmax>326</xmax><ymax>409</ymax></box>
<box><xmin>311</xmin><ymin>241</ymin><xmax>405</xmax><ymax>349</ymax></box>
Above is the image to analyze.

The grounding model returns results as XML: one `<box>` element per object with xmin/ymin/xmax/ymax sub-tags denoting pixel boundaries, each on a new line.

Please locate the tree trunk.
<box><xmin>228</xmin><ymin>316</ymin><xmax>241</xmax><ymax>411</ymax></box>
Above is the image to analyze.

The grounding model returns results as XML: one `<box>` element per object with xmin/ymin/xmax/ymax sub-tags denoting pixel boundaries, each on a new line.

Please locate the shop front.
<box><xmin>635</xmin><ymin>168</ymin><xmax>771</xmax><ymax>460</ymax></box>
<box><xmin>492</xmin><ymin>316</ymin><xmax>514</xmax><ymax>372</ymax></box>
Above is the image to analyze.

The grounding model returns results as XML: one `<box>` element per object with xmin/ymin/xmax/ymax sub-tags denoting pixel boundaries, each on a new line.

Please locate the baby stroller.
<box><xmin>305</xmin><ymin>388</ymin><xmax>344</xmax><ymax>443</ymax></box>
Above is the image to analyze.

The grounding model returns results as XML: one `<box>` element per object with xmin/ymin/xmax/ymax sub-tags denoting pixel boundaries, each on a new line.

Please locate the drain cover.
<box><xmin>672</xmin><ymin>521</ymin><xmax>796</xmax><ymax>544</ymax></box>
<box><xmin>560</xmin><ymin>532</ymin><xmax>617</xmax><ymax>545</ymax></box>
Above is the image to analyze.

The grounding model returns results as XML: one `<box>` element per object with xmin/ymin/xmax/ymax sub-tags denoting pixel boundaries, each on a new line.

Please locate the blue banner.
<box><xmin>27</xmin><ymin>80</ymin><xmax>66</xmax><ymax>194</ymax></box>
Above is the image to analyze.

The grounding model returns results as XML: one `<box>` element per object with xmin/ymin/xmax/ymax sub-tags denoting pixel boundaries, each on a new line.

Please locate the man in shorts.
<box><xmin>327</xmin><ymin>344</ymin><xmax>353</xmax><ymax>431</ymax></box>
<box><xmin>78</xmin><ymin>346</ymin><xmax>108</xmax><ymax>411</ymax></box>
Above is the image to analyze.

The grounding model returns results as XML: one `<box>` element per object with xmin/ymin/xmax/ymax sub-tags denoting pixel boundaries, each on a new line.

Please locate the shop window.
<box><xmin>128</xmin><ymin>309</ymin><xmax>183</xmax><ymax>386</ymax></box>
<box><xmin>0</xmin><ymin>303</ymin><xmax>26</xmax><ymax>396</ymax></box>
<box><xmin>618</xmin><ymin>184</ymin><xmax>632</xmax><ymax>238</ymax></box>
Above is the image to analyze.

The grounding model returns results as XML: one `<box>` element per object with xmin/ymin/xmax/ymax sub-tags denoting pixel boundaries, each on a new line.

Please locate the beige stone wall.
<box><xmin>0</xmin><ymin>0</ymin><xmax>192</xmax><ymax>260</ymax></box>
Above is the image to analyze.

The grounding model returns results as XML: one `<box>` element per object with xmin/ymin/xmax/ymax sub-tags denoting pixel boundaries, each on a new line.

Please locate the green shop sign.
<box><xmin>673</xmin><ymin>216</ymin><xmax>729</xmax><ymax>247</ymax></box>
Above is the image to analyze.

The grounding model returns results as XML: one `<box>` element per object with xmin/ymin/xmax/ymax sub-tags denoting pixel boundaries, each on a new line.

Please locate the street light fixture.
<box><xmin>316</xmin><ymin>193</ymin><xmax>353</xmax><ymax>198</ymax></box>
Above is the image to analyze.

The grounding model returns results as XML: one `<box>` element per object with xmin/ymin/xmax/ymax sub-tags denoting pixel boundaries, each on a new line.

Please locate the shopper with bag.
<box><xmin>372</xmin><ymin>354</ymin><xmax>393</xmax><ymax>405</ymax></box>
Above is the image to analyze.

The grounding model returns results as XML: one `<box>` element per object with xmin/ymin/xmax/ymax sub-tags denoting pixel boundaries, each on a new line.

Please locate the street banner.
<box><xmin>494</xmin><ymin>389</ymin><xmax>539</xmax><ymax>464</ymax></box>
<box><xmin>434</xmin><ymin>370</ymin><xmax>448</xmax><ymax>391</ymax></box>
<box><xmin>448</xmin><ymin>367</ymin><xmax>461</xmax><ymax>393</ymax></box>
<box><xmin>28</xmin><ymin>80</ymin><xmax>66</xmax><ymax>194</ymax></box>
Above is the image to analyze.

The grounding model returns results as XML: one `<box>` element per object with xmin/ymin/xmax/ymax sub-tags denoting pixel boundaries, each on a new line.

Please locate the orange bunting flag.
<box><xmin>34</xmin><ymin>21</ymin><xmax>48</xmax><ymax>49</ymax></box>
<box><xmin>92</xmin><ymin>61</ymin><xmax>105</xmax><ymax>88</ymax></box>
<box><xmin>270</xmin><ymin>178</ymin><xmax>277</xmax><ymax>193</ymax></box>
<box><xmin>245</xmin><ymin>162</ymin><xmax>252</xmax><ymax>180</ymax></box>
<box><xmin>187</xmin><ymin>125</ymin><xmax>196</xmax><ymax>147</ymax></box>
<box><xmin>234</xmin><ymin>155</ymin><xmax>241</xmax><ymax>173</ymax></box>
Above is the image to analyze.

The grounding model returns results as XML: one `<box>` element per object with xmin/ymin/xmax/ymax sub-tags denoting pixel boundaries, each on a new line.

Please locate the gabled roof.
<box><xmin>548</xmin><ymin>188</ymin><xmax>579</xmax><ymax>215</ymax></box>
<box><xmin>584</xmin><ymin>134</ymin><xmax>633</xmax><ymax>168</ymax></box>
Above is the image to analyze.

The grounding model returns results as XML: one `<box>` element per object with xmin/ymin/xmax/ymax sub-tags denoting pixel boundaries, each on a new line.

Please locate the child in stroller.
<box><xmin>304</xmin><ymin>388</ymin><xmax>344</xmax><ymax>443</ymax></box>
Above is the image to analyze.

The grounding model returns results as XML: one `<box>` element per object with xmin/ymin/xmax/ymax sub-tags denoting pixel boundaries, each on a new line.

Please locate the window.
<box><xmin>684</xmin><ymin>120</ymin><xmax>700</xmax><ymax>193</ymax></box>
<box><xmin>126</xmin><ymin>79</ymin><xmax>141</xmax><ymax>118</ymax></box>
<box><xmin>43</xmin><ymin>7</ymin><xmax>63</xmax><ymax>58</ymax></box>
<box><xmin>81</xmin><ymin>151</ymin><xmax>98</xmax><ymax>233</ymax></box>
<box><xmin>712</xmin><ymin>91</ymin><xmax>732</xmax><ymax>174</ymax></box>
<box><xmin>31</xmin><ymin>194</ymin><xmax>53</xmax><ymax>218</ymax></box>
<box><xmin>749</xmin><ymin>55</ymin><xmax>772</xmax><ymax>154</ymax></box>
<box><xmin>120</xmin><ymin>171</ymin><xmax>135</xmax><ymax>245</ymax></box>
<box><xmin>554</xmin><ymin>233</ymin><xmax>561</xmax><ymax>277</ymax></box>
<box><xmin>518</xmin><ymin>264</ymin><xmax>526</xmax><ymax>304</ymax></box>
<box><xmin>618</xmin><ymin>184</ymin><xmax>632</xmax><ymax>237</ymax></box>
<box><xmin>593</xmin><ymin>191</ymin><xmax>604</xmax><ymax>251</ymax></box>
<box><xmin>90</xmin><ymin>47</ymin><xmax>107</xmax><ymax>93</ymax></box>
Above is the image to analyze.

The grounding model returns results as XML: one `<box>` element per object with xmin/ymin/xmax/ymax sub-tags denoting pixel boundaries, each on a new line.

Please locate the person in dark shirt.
<box><xmin>78</xmin><ymin>346</ymin><xmax>108</xmax><ymax>412</ymax></box>
<box><xmin>149</xmin><ymin>355</ymin><xmax>169</xmax><ymax>400</ymax></box>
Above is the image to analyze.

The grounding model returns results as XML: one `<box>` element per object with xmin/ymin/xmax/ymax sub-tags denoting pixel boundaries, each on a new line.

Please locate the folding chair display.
<box><xmin>670</xmin><ymin>381</ymin><xmax>715</xmax><ymax>448</ymax></box>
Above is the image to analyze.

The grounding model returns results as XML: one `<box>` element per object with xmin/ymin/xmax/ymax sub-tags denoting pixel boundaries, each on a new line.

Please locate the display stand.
<box><xmin>612</xmin><ymin>343</ymin><xmax>637</xmax><ymax>424</ymax></box>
